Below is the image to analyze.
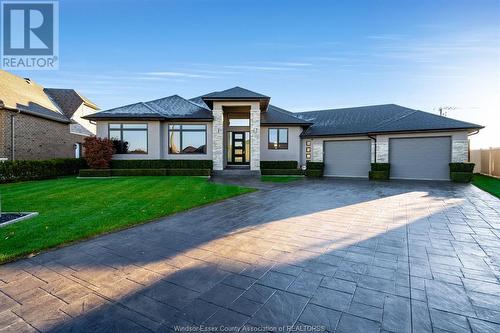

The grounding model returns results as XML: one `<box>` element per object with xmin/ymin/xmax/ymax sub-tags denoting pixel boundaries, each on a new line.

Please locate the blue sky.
<box><xmin>12</xmin><ymin>0</ymin><xmax>500</xmax><ymax>148</ymax></box>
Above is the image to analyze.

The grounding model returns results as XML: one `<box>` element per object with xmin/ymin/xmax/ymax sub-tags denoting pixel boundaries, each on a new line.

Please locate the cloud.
<box><xmin>143</xmin><ymin>71</ymin><xmax>216</xmax><ymax>79</ymax></box>
<box><xmin>366</xmin><ymin>34</ymin><xmax>404</xmax><ymax>40</ymax></box>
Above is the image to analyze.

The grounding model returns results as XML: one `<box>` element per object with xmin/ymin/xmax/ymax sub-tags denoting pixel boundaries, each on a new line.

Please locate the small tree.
<box><xmin>83</xmin><ymin>136</ymin><xmax>114</xmax><ymax>169</ymax></box>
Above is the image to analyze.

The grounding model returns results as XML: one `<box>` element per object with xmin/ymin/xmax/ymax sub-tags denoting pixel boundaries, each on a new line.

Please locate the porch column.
<box><xmin>212</xmin><ymin>107</ymin><xmax>224</xmax><ymax>170</ymax></box>
<box><xmin>250</xmin><ymin>107</ymin><xmax>260</xmax><ymax>171</ymax></box>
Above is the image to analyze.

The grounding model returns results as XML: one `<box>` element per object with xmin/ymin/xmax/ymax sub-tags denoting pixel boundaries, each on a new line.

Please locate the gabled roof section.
<box><xmin>261</xmin><ymin>105</ymin><xmax>312</xmax><ymax>125</ymax></box>
<box><xmin>297</xmin><ymin>104</ymin><xmax>482</xmax><ymax>137</ymax></box>
<box><xmin>44</xmin><ymin>88</ymin><xmax>99</xmax><ymax>119</ymax></box>
<box><xmin>202</xmin><ymin>86</ymin><xmax>269</xmax><ymax>100</ymax></box>
<box><xmin>84</xmin><ymin>95</ymin><xmax>213</xmax><ymax>121</ymax></box>
<box><xmin>0</xmin><ymin>70</ymin><xmax>70</xmax><ymax>123</ymax></box>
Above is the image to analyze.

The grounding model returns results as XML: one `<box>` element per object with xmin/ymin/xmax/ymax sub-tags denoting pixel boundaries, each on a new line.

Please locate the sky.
<box><xmin>11</xmin><ymin>0</ymin><xmax>500</xmax><ymax>148</ymax></box>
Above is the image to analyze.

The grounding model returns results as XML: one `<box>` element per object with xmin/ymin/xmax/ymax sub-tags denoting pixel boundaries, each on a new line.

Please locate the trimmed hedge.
<box><xmin>450</xmin><ymin>172</ymin><xmax>474</xmax><ymax>183</ymax></box>
<box><xmin>369</xmin><ymin>163</ymin><xmax>390</xmax><ymax>180</ymax></box>
<box><xmin>371</xmin><ymin>163</ymin><xmax>390</xmax><ymax>171</ymax></box>
<box><xmin>0</xmin><ymin>158</ymin><xmax>86</xmax><ymax>183</ymax></box>
<box><xmin>449</xmin><ymin>163</ymin><xmax>475</xmax><ymax>173</ymax></box>
<box><xmin>260</xmin><ymin>161</ymin><xmax>298</xmax><ymax>170</ymax></box>
<box><xmin>261</xmin><ymin>169</ymin><xmax>303</xmax><ymax>175</ymax></box>
<box><xmin>369</xmin><ymin>170</ymin><xmax>389</xmax><ymax>181</ymax></box>
<box><xmin>306</xmin><ymin>161</ymin><xmax>324</xmax><ymax>177</ymax></box>
<box><xmin>110</xmin><ymin>159</ymin><xmax>213</xmax><ymax>170</ymax></box>
<box><xmin>79</xmin><ymin>168</ymin><xmax>211</xmax><ymax>177</ymax></box>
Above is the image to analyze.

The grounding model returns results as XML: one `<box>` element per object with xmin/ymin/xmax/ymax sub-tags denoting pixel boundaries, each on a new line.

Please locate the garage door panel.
<box><xmin>390</xmin><ymin>137</ymin><xmax>451</xmax><ymax>180</ymax></box>
<box><xmin>324</xmin><ymin>140</ymin><xmax>371</xmax><ymax>178</ymax></box>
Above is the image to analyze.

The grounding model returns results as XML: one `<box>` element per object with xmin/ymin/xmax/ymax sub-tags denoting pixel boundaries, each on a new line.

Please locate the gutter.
<box><xmin>368</xmin><ymin>134</ymin><xmax>377</xmax><ymax>163</ymax></box>
<box><xmin>1</xmin><ymin>103</ymin><xmax>21</xmax><ymax>161</ymax></box>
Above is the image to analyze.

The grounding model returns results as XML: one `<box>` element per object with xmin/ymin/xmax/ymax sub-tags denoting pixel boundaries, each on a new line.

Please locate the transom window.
<box><xmin>108</xmin><ymin>123</ymin><xmax>148</xmax><ymax>154</ymax></box>
<box><xmin>229</xmin><ymin>118</ymin><xmax>250</xmax><ymax>127</ymax></box>
<box><xmin>169</xmin><ymin>124</ymin><xmax>207</xmax><ymax>154</ymax></box>
<box><xmin>268</xmin><ymin>128</ymin><xmax>288</xmax><ymax>150</ymax></box>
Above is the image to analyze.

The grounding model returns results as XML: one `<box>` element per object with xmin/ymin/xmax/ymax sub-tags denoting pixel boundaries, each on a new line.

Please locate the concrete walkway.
<box><xmin>0</xmin><ymin>179</ymin><xmax>499</xmax><ymax>333</ymax></box>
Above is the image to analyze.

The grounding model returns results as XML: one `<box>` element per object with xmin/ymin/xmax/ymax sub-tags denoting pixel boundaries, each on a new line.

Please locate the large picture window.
<box><xmin>169</xmin><ymin>124</ymin><xmax>207</xmax><ymax>154</ymax></box>
<box><xmin>108</xmin><ymin>124</ymin><xmax>148</xmax><ymax>154</ymax></box>
<box><xmin>268</xmin><ymin>128</ymin><xmax>288</xmax><ymax>150</ymax></box>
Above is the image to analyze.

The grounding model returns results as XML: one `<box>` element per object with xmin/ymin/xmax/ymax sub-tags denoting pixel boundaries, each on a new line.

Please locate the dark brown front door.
<box><xmin>231</xmin><ymin>132</ymin><xmax>247</xmax><ymax>164</ymax></box>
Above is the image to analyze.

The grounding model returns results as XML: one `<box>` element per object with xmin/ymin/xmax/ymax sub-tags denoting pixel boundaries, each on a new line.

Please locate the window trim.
<box><xmin>108</xmin><ymin>123</ymin><xmax>148</xmax><ymax>154</ymax></box>
<box><xmin>168</xmin><ymin>124</ymin><xmax>208</xmax><ymax>155</ymax></box>
<box><xmin>268</xmin><ymin>128</ymin><xmax>289</xmax><ymax>150</ymax></box>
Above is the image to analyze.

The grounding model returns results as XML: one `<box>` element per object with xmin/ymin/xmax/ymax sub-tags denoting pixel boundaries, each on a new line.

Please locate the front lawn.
<box><xmin>261</xmin><ymin>176</ymin><xmax>304</xmax><ymax>183</ymax></box>
<box><xmin>0</xmin><ymin>176</ymin><xmax>254</xmax><ymax>263</ymax></box>
<box><xmin>472</xmin><ymin>174</ymin><xmax>500</xmax><ymax>198</ymax></box>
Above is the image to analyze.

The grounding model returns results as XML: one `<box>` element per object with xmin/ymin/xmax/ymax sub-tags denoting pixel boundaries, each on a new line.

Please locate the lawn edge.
<box><xmin>472</xmin><ymin>174</ymin><xmax>500</xmax><ymax>199</ymax></box>
<box><xmin>0</xmin><ymin>186</ymin><xmax>258</xmax><ymax>265</ymax></box>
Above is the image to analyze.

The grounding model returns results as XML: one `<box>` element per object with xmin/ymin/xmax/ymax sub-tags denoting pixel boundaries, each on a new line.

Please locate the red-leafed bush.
<box><xmin>83</xmin><ymin>137</ymin><xmax>114</xmax><ymax>169</ymax></box>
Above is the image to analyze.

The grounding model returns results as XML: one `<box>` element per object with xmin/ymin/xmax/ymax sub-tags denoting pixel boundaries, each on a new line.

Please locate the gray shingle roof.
<box><xmin>261</xmin><ymin>105</ymin><xmax>312</xmax><ymax>125</ymax></box>
<box><xmin>45</xmin><ymin>88</ymin><xmax>99</xmax><ymax>119</ymax></box>
<box><xmin>297</xmin><ymin>104</ymin><xmax>482</xmax><ymax>137</ymax></box>
<box><xmin>202</xmin><ymin>87</ymin><xmax>269</xmax><ymax>100</ymax></box>
<box><xmin>85</xmin><ymin>95</ymin><xmax>212</xmax><ymax>120</ymax></box>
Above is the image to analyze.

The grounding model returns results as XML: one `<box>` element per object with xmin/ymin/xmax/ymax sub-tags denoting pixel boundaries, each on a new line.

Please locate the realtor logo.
<box><xmin>1</xmin><ymin>0</ymin><xmax>59</xmax><ymax>69</ymax></box>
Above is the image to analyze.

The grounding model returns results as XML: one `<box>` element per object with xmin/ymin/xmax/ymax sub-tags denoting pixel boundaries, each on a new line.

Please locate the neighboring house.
<box><xmin>0</xmin><ymin>70</ymin><xmax>99</xmax><ymax>160</ymax></box>
<box><xmin>84</xmin><ymin>86</ymin><xmax>483</xmax><ymax>181</ymax></box>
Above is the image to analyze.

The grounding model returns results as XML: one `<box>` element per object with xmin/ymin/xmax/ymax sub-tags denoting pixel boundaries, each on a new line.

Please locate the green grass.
<box><xmin>0</xmin><ymin>176</ymin><xmax>254</xmax><ymax>263</ymax></box>
<box><xmin>472</xmin><ymin>174</ymin><xmax>500</xmax><ymax>198</ymax></box>
<box><xmin>261</xmin><ymin>176</ymin><xmax>303</xmax><ymax>183</ymax></box>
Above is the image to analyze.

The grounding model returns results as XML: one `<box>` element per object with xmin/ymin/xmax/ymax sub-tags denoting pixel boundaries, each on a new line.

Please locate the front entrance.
<box><xmin>228</xmin><ymin>131</ymin><xmax>249</xmax><ymax>165</ymax></box>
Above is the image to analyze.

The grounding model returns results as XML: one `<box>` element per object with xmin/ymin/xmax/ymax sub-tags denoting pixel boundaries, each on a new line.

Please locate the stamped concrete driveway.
<box><xmin>1</xmin><ymin>179</ymin><xmax>500</xmax><ymax>333</ymax></box>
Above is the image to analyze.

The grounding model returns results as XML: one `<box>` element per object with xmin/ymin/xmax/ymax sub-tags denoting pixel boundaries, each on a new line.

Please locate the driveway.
<box><xmin>0</xmin><ymin>179</ymin><xmax>499</xmax><ymax>332</ymax></box>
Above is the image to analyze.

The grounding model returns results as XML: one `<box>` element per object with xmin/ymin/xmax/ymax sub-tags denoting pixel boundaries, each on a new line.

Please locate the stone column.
<box><xmin>376</xmin><ymin>139</ymin><xmax>389</xmax><ymax>163</ymax></box>
<box><xmin>451</xmin><ymin>139</ymin><xmax>468</xmax><ymax>162</ymax></box>
<box><xmin>212</xmin><ymin>108</ymin><xmax>224</xmax><ymax>170</ymax></box>
<box><xmin>250</xmin><ymin>107</ymin><xmax>260</xmax><ymax>171</ymax></box>
<box><xmin>312</xmin><ymin>140</ymin><xmax>323</xmax><ymax>162</ymax></box>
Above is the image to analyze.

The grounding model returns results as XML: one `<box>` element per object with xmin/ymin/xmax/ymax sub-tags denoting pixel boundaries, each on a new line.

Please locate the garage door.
<box><xmin>389</xmin><ymin>137</ymin><xmax>451</xmax><ymax>180</ymax></box>
<box><xmin>324</xmin><ymin>140</ymin><xmax>371</xmax><ymax>177</ymax></box>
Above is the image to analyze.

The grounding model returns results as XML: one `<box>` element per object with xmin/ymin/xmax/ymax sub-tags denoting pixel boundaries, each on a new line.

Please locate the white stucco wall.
<box><xmin>71</xmin><ymin>104</ymin><xmax>97</xmax><ymax>134</ymax></box>
<box><xmin>96</xmin><ymin>120</ymin><xmax>161</xmax><ymax>159</ymax></box>
<box><xmin>260</xmin><ymin>126</ymin><xmax>302</xmax><ymax>163</ymax></box>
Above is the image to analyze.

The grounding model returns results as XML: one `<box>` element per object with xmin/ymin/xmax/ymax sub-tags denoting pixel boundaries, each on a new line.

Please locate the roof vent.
<box><xmin>24</xmin><ymin>78</ymin><xmax>32</xmax><ymax>84</ymax></box>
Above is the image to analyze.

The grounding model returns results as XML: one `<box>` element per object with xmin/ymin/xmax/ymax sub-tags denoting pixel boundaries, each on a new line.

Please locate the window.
<box><xmin>268</xmin><ymin>128</ymin><xmax>288</xmax><ymax>149</ymax></box>
<box><xmin>229</xmin><ymin>118</ymin><xmax>250</xmax><ymax>127</ymax></box>
<box><xmin>169</xmin><ymin>124</ymin><xmax>207</xmax><ymax>154</ymax></box>
<box><xmin>108</xmin><ymin>124</ymin><xmax>148</xmax><ymax>154</ymax></box>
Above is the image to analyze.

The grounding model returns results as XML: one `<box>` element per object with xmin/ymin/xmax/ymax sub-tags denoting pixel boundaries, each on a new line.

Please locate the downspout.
<box><xmin>368</xmin><ymin>135</ymin><xmax>377</xmax><ymax>163</ymax></box>
<box><xmin>467</xmin><ymin>129</ymin><xmax>480</xmax><ymax>162</ymax></box>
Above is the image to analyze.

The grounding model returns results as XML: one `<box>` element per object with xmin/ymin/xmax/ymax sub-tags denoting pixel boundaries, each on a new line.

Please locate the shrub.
<box><xmin>305</xmin><ymin>170</ymin><xmax>323</xmax><ymax>177</ymax></box>
<box><xmin>260</xmin><ymin>161</ymin><xmax>298</xmax><ymax>169</ymax></box>
<box><xmin>449</xmin><ymin>163</ymin><xmax>475</xmax><ymax>173</ymax></box>
<box><xmin>369</xmin><ymin>170</ymin><xmax>389</xmax><ymax>181</ymax></box>
<box><xmin>110</xmin><ymin>159</ymin><xmax>213</xmax><ymax>170</ymax></box>
<box><xmin>261</xmin><ymin>169</ymin><xmax>303</xmax><ymax>175</ymax></box>
<box><xmin>306</xmin><ymin>161</ymin><xmax>324</xmax><ymax>170</ymax></box>
<box><xmin>78</xmin><ymin>168</ymin><xmax>212</xmax><ymax>177</ymax></box>
<box><xmin>450</xmin><ymin>172</ymin><xmax>474</xmax><ymax>183</ymax></box>
<box><xmin>0</xmin><ymin>158</ymin><xmax>86</xmax><ymax>183</ymax></box>
<box><xmin>371</xmin><ymin>163</ymin><xmax>390</xmax><ymax>171</ymax></box>
<box><xmin>79</xmin><ymin>169</ymin><xmax>112</xmax><ymax>177</ymax></box>
<box><xmin>83</xmin><ymin>136</ymin><xmax>114</xmax><ymax>169</ymax></box>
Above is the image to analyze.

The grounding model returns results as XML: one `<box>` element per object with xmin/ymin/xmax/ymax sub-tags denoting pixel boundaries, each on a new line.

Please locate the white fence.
<box><xmin>470</xmin><ymin>147</ymin><xmax>500</xmax><ymax>177</ymax></box>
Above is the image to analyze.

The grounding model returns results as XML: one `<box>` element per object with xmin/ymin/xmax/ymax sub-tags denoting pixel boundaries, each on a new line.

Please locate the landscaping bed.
<box><xmin>0</xmin><ymin>176</ymin><xmax>253</xmax><ymax>263</ymax></box>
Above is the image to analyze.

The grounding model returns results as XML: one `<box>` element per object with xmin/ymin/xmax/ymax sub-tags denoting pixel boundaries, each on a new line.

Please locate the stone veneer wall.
<box><xmin>250</xmin><ymin>107</ymin><xmax>260</xmax><ymax>170</ymax></box>
<box><xmin>212</xmin><ymin>108</ymin><xmax>224</xmax><ymax>170</ymax></box>
<box><xmin>451</xmin><ymin>140</ymin><xmax>469</xmax><ymax>162</ymax></box>
<box><xmin>312</xmin><ymin>140</ymin><xmax>323</xmax><ymax>162</ymax></box>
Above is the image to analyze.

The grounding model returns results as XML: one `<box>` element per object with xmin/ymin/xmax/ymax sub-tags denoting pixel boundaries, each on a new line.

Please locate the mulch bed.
<box><xmin>0</xmin><ymin>213</ymin><xmax>28</xmax><ymax>226</ymax></box>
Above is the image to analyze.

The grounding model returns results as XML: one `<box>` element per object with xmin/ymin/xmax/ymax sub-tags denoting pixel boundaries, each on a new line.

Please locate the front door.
<box><xmin>231</xmin><ymin>132</ymin><xmax>247</xmax><ymax>164</ymax></box>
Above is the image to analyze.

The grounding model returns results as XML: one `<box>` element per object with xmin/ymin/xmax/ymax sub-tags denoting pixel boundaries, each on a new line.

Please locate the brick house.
<box><xmin>0</xmin><ymin>70</ymin><xmax>99</xmax><ymax>160</ymax></box>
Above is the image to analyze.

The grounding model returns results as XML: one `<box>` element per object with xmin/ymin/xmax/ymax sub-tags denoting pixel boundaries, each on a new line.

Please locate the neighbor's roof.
<box><xmin>0</xmin><ymin>70</ymin><xmax>69</xmax><ymax>123</ymax></box>
<box><xmin>202</xmin><ymin>86</ymin><xmax>269</xmax><ymax>100</ymax></box>
<box><xmin>84</xmin><ymin>95</ymin><xmax>212</xmax><ymax>120</ymax></box>
<box><xmin>45</xmin><ymin>88</ymin><xmax>99</xmax><ymax>119</ymax></box>
<box><xmin>261</xmin><ymin>105</ymin><xmax>312</xmax><ymax>125</ymax></box>
<box><xmin>297</xmin><ymin>104</ymin><xmax>483</xmax><ymax>137</ymax></box>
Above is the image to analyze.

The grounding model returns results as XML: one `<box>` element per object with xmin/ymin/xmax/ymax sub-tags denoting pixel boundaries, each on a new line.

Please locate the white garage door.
<box><xmin>390</xmin><ymin>137</ymin><xmax>451</xmax><ymax>180</ymax></box>
<box><xmin>324</xmin><ymin>140</ymin><xmax>371</xmax><ymax>178</ymax></box>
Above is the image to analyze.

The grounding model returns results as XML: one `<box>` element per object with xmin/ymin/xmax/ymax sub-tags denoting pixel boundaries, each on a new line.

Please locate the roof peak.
<box><xmin>202</xmin><ymin>86</ymin><xmax>270</xmax><ymax>100</ymax></box>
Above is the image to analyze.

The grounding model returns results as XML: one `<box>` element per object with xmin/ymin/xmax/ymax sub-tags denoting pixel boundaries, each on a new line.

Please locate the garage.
<box><xmin>324</xmin><ymin>140</ymin><xmax>371</xmax><ymax>177</ymax></box>
<box><xmin>389</xmin><ymin>137</ymin><xmax>451</xmax><ymax>180</ymax></box>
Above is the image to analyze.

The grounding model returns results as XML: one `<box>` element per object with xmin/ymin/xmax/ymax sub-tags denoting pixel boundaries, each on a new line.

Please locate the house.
<box><xmin>0</xmin><ymin>70</ymin><xmax>99</xmax><ymax>160</ymax></box>
<box><xmin>84</xmin><ymin>86</ymin><xmax>483</xmax><ymax>181</ymax></box>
